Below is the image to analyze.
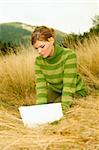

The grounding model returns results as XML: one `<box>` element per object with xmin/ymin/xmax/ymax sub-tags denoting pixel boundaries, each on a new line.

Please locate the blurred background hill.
<box><xmin>0</xmin><ymin>22</ymin><xmax>34</xmax><ymax>54</ymax></box>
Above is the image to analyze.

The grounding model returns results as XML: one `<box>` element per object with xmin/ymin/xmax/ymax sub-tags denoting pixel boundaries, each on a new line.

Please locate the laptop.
<box><xmin>19</xmin><ymin>103</ymin><xmax>63</xmax><ymax>128</ymax></box>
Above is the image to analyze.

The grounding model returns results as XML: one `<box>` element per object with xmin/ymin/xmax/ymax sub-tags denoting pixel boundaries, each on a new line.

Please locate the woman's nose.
<box><xmin>38</xmin><ymin>48</ymin><xmax>42</xmax><ymax>54</ymax></box>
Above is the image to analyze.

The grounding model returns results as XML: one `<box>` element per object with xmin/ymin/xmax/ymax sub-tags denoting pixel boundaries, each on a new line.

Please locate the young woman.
<box><xmin>31</xmin><ymin>26</ymin><xmax>86</xmax><ymax>113</ymax></box>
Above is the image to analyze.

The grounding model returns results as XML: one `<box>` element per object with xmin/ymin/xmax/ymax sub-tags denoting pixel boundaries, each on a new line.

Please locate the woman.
<box><xmin>31</xmin><ymin>26</ymin><xmax>86</xmax><ymax>114</ymax></box>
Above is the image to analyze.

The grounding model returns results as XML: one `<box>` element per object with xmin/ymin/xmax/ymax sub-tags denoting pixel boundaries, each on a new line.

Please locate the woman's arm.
<box><xmin>62</xmin><ymin>50</ymin><xmax>77</xmax><ymax>109</ymax></box>
<box><xmin>35</xmin><ymin>58</ymin><xmax>48</xmax><ymax>104</ymax></box>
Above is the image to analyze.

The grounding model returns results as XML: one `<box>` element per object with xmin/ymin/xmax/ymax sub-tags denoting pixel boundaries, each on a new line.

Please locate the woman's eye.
<box><xmin>40</xmin><ymin>45</ymin><xmax>45</xmax><ymax>48</ymax></box>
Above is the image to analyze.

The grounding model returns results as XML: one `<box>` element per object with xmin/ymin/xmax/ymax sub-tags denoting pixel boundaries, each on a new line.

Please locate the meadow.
<box><xmin>0</xmin><ymin>35</ymin><xmax>99</xmax><ymax>150</ymax></box>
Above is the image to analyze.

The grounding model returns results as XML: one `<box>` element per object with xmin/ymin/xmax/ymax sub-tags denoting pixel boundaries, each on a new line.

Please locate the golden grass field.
<box><xmin>0</xmin><ymin>36</ymin><xmax>99</xmax><ymax>150</ymax></box>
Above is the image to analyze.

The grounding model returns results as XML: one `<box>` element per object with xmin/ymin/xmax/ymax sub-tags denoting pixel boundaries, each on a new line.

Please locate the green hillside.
<box><xmin>0</xmin><ymin>22</ymin><xmax>35</xmax><ymax>48</ymax></box>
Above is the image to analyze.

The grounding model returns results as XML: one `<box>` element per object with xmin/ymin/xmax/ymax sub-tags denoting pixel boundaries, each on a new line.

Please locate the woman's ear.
<box><xmin>48</xmin><ymin>37</ymin><xmax>54</xmax><ymax>43</ymax></box>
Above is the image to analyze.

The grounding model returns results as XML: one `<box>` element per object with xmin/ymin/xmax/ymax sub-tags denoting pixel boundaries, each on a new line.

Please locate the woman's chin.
<box><xmin>41</xmin><ymin>55</ymin><xmax>48</xmax><ymax>58</ymax></box>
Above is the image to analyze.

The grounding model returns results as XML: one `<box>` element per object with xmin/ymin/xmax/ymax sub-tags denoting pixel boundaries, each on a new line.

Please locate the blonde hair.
<box><xmin>31</xmin><ymin>26</ymin><xmax>55</xmax><ymax>45</ymax></box>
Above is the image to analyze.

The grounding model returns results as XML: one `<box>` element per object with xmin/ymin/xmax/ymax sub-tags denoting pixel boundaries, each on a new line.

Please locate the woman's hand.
<box><xmin>62</xmin><ymin>101</ymin><xmax>72</xmax><ymax>115</ymax></box>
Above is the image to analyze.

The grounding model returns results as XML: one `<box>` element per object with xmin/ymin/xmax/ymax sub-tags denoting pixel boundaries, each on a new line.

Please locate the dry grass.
<box><xmin>76</xmin><ymin>36</ymin><xmax>99</xmax><ymax>89</ymax></box>
<box><xmin>0</xmin><ymin>95</ymin><xmax>99</xmax><ymax>150</ymax></box>
<box><xmin>0</xmin><ymin>35</ymin><xmax>99</xmax><ymax>150</ymax></box>
<box><xmin>0</xmin><ymin>47</ymin><xmax>37</xmax><ymax>107</ymax></box>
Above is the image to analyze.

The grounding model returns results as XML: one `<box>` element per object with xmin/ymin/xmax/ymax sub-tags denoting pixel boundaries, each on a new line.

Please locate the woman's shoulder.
<box><xmin>62</xmin><ymin>46</ymin><xmax>76</xmax><ymax>57</ymax></box>
<box><xmin>35</xmin><ymin>56</ymin><xmax>44</xmax><ymax>66</ymax></box>
<box><xmin>56</xmin><ymin>43</ymin><xmax>75</xmax><ymax>53</ymax></box>
<box><xmin>55</xmin><ymin>44</ymin><xmax>76</xmax><ymax>59</ymax></box>
<box><xmin>35</xmin><ymin>56</ymin><xmax>41</xmax><ymax>63</ymax></box>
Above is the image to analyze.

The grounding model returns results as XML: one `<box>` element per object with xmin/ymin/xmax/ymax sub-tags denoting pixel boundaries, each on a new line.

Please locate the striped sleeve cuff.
<box><xmin>36</xmin><ymin>94</ymin><xmax>48</xmax><ymax>104</ymax></box>
<box><xmin>61</xmin><ymin>95</ymin><xmax>73</xmax><ymax>106</ymax></box>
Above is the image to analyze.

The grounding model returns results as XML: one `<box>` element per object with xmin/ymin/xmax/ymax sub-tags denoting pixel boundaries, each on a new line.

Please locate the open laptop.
<box><xmin>19</xmin><ymin>103</ymin><xmax>63</xmax><ymax>128</ymax></box>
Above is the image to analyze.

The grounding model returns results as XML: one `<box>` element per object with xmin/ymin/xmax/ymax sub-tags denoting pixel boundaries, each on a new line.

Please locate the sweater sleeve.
<box><xmin>61</xmin><ymin>50</ymin><xmax>77</xmax><ymax>107</ymax></box>
<box><xmin>35</xmin><ymin>58</ymin><xmax>48</xmax><ymax>104</ymax></box>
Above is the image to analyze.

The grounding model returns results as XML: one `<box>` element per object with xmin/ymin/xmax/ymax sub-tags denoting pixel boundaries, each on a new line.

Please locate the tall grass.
<box><xmin>75</xmin><ymin>36</ymin><xmax>99</xmax><ymax>91</ymax></box>
<box><xmin>0</xmin><ymin>47</ymin><xmax>37</xmax><ymax>107</ymax></box>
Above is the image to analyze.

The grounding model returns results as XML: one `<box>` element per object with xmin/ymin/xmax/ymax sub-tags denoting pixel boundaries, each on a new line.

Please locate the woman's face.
<box><xmin>33</xmin><ymin>38</ymin><xmax>54</xmax><ymax>58</ymax></box>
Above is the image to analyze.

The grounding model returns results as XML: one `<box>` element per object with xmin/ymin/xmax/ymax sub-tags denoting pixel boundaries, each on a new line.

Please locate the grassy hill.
<box><xmin>0</xmin><ymin>22</ymin><xmax>35</xmax><ymax>48</ymax></box>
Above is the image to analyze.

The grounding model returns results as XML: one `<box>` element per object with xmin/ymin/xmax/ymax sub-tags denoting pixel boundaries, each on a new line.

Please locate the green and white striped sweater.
<box><xmin>35</xmin><ymin>44</ymin><xmax>86</xmax><ymax>105</ymax></box>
